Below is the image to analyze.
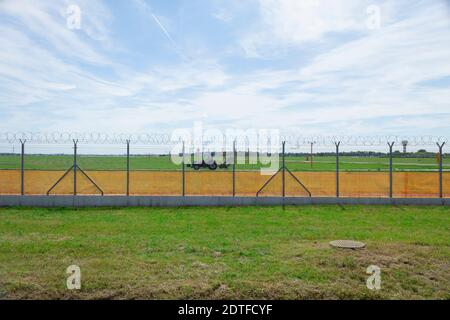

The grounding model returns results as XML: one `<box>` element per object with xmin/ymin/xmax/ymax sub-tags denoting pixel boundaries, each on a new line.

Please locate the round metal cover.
<box><xmin>329</xmin><ymin>240</ymin><xmax>366</xmax><ymax>249</ymax></box>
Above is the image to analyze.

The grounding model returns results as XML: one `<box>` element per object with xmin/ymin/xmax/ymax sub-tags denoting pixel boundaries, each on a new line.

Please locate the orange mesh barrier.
<box><xmin>236</xmin><ymin>171</ymin><xmax>281</xmax><ymax>196</ymax></box>
<box><xmin>129</xmin><ymin>171</ymin><xmax>181</xmax><ymax>195</ymax></box>
<box><xmin>445</xmin><ymin>172</ymin><xmax>450</xmax><ymax>198</ymax></box>
<box><xmin>340</xmin><ymin>172</ymin><xmax>389</xmax><ymax>197</ymax></box>
<box><xmin>0</xmin><ymin>170</ymin><xmax>20</xmax><ymax>194</ymax></box>
<box><xmin>292</xmin><ymin>172</ymin><xmax>335</xmax><ymax>197</ymax></box>
<box><xmin>0</xmin><ymin>170</ymin><xmax>449</xmax><ymax>197</ymax></box>
<box><xmin>186</xmin><ymin>172</ymin><xmax>232</xmax><ymax>196</ymax></box>
<box><xmin>393</xmin><ymin>172</ymin><xmax>440</xmax><ymax>198</ymax></box>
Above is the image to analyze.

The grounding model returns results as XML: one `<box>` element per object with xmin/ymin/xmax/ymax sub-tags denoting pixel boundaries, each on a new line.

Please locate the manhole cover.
<box><xmin>329</xmin><ymin>240</ymin><xmax>366</xmax><ymax>249</ymax></box>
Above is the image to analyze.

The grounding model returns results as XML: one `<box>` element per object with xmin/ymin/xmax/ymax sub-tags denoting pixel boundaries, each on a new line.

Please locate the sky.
<box><xmin>1</xmin><ymin>0</ymin><xmax>450</xmax><ymax>138</ymax></box>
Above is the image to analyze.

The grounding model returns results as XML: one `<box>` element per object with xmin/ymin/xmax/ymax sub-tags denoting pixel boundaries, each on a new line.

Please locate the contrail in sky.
<box><xmin>151</xmin><ymin>13</ymin><xmax>179</xmax><ymax>50</ymax></box>
<box><xmin>132</xmin><ymin>0</ymin><xmax>186</xmax><ymax>59</ymax></box>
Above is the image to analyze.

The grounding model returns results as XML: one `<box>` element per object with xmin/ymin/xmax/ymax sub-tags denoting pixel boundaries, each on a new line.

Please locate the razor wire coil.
<box><xmin>0</xmin><ymin>132</ymin><xmax>447</xmax><ymax>146</ymax></box>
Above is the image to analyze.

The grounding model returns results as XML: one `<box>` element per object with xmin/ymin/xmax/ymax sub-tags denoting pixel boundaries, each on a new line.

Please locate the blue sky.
<box><xmin>1</xmin><ymin>0</ymin><xmax>450</xmax><ymax>136</ymax></box>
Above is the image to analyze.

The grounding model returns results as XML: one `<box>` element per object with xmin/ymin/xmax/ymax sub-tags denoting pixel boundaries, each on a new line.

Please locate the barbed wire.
<box><xmin>0</xmin><ymin>132</ymin><xmax>447</xmax><ymax>147</ymax></box>
<box><xmin>0</xmin><ymin>132</ymin><xmax>172</xmax><ymax>145</ymax></box>
<box><xmin>282</xmin><ymin>135</ymin><xmax>448</xmax><ymax>147</ymax></box>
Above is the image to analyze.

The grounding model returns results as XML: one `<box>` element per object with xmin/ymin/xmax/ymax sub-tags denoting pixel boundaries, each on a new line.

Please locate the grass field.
<box><xmin>0</xmin><ymin>154</ymin><xmax>449</xmax><ymax>171</ymax></box>
<box><xmin>0</xmin><ymin>205</ymin><xmax>448</xmax><ymax>299</ymax></box>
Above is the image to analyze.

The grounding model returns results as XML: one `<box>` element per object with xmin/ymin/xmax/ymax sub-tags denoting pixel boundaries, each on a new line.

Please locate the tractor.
<box><xmin>186</xmin><ymin>151</ymin><xmax>231</xmax><ymax>170</ymax></box>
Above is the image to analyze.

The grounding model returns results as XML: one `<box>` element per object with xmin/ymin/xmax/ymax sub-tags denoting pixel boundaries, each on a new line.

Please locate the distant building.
<box><xmin>402</xmin><ymin>140</ymin><xmax>408</xmax><ymax>153</ymax></box>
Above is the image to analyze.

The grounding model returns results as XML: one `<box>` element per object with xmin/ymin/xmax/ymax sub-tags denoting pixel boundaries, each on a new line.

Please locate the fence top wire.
<box><xmin>0</xmin><ymin>132</ymin><xmax>447</xmax><ymax>147</ymax></box>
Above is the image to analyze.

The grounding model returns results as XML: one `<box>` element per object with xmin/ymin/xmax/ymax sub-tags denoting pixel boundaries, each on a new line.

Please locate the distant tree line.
<box><xmin>284</xmin><ymin>150</ymin><xmax>446</xmax><ymax>158</ymax></box>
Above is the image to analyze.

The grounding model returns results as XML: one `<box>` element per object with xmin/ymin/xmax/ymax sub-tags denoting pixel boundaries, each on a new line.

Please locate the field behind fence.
<box><xmin>0</xmin><ymin>134</ymin><xmax>448</xmax><ymax>198</ymax></box>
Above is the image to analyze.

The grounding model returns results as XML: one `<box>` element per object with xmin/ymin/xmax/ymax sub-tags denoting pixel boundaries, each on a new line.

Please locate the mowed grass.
<box><xmin>0</xmin><ymin>154</ymin><xmax>448</xmax><ymax>171</ymax></box>
<box><xmin>0</xmin><ymin>205</ymin><xmax>448</xmax><ymax>299</ymax></box>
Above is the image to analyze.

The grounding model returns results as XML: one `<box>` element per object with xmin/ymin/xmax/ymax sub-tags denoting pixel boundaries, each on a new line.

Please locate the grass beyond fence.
<box><xmin>0</xmin><ymin>205</ymin><xmax>448</xmax><ymax>299</ymax></box>
<box><xmin>0</xmin><ymin>154</ymin><xmax>448</xmax><ymax>171</ymax></box>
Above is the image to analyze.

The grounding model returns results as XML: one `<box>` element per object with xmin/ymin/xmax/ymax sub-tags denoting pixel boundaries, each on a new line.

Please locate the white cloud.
<box><xmin>0</xmin><ymin>0</ymin><xmax>112</xmax><ymax>65</ymax></box>
<box><xmin>1</xmin><ymin>0</ymin><xmax>449</xmax><ymax>139</ymax></box>
<box><xmin>228</xmin><ymin>0</ymin><xmax>450</xmax><ymax>134</ymax></box>
<box><xmin>240</xmin><ymin>0</ymin><xmax>372</xmax><ymax>57</ymax></box>
<box><xmin>213</xmin><ymin>8</ymin><xmax>233</xmax><ymax>22</ymax></box>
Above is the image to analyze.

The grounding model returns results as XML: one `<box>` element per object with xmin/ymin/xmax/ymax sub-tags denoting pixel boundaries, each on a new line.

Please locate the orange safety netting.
<box><xmin>0</xmin><ymin>170</ymin><xmax>449</xmax><ymax>198</ymax></box>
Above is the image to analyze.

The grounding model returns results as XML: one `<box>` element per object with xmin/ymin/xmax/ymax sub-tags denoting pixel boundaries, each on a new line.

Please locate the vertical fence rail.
<box><xmin>182</xmin><ymin>141</ymin><xmax>185</xmax><ymax>196</ymax></box>
<box><xmin>232</xmin><ymin>140</ymin><xmax>236</xmax><ymax>197</ymax></box>
<box><xmin>335</xmin><ymin>142</ymin><xmax>340</xmax><ymax>197</ymax></box>
<box><xmin>73</xmin><ymin>139</ymin><xmax>78</xmax><ymax>196</ymax></box>
<box><xmin>388</xmin><ymin>142</ymin><xmax>394</xmax><ymax>198</ymax></box>
<box><xmin>19</xmin><ymin>139</ymin><xmax>26</xmax><ymax>195</ymax></box>
<box><xmin>126</xmin><ymin>140</ymin><xmax>130</xmax><ymax>196</ymax></box>
<box><xmin>282</xmin><ymin>141</ymin><xmax>285</xmax><ymax>197</ymax></box>
<box><xmin>309</xmin><ymin>141</ymin><xmax>314</xmax><ymax>169</ymax></box>
<box><xmin>437</xmin><ymin>142</ymin><xmax>445</xmax><ymax>198</ymax></box>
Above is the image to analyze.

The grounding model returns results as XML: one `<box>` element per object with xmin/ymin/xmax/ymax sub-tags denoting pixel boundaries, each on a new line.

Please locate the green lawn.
<box><xmin>0</xmin><ymin>205</ymin><xmax>448</xmax><ymax>299</ymax></box>
<box><xmin>0</xmin><ymin>154</ymin><xmax>448</xmax><ymax>171</ymax></box>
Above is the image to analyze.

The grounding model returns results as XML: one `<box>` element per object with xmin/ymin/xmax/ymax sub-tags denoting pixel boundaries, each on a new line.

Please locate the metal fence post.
<box><xmin>19</xmin><ymin>139</ymin><xmax>26</xmax><ymax>195</ymax></box>
<box><xmin>182</xmin><ymin>141</ymin><xmax>185</xmax><ymax>196</ymax></box>
<box><xmin>335</xmin><ymin>142</ymin><xmax>340</xmax><ymax>197</ymax></box>
<box><xmin>309</xmin><ymin>141</ymin><xmax>314</xmax><ymax>169</ymax></box>
<box><xmin>232</xmin><ymin>140</ymin><xmax>236</xmax><ymax>197</ymax></box>
<box><xmin>388</xmin><ymin>142</ymin><xmax>394</xmax><ymax>198</ymax></box>
<box><xmin>282</xmin><ymin>141</ymin><xmax>285</xmax><ymax>197</ymax></box>
<box><xmin>437</xmin><ymin>142</ymin><xmax>445</xmax><ymax>198</ymax></box>
<box><xmin>126</xmin><ymin>140</ymin><xmax>130</xmax><ymax>196</ymax></box>
<box><xmin>73</xmin><ymin>139</ymin><xmax>78</xmax><ymax>196</ymax></box>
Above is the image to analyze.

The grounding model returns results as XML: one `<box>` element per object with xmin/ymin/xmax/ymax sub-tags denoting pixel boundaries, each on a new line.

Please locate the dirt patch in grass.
<box><xmin>2</xmin><ymin>242</ymin><xmax>448</xmax><ymax>300</ymax></box>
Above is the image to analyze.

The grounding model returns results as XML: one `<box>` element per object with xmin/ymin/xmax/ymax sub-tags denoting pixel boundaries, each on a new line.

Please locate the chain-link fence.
<box><xmin>0</xmin><ymin>133</ymin><xmax>448</xmax><ymax>198</ymax></box>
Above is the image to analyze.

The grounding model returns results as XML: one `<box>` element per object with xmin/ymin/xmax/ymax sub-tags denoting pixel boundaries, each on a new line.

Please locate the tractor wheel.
<box><xmin>208</xmin><ymin>162</ymin><xmax>218</xmax><ymax>170</ymax></box>
<box><xmin>193</xmin><ymin>164</ymin><xmax>200</xmax><ymax>170</ymax></box>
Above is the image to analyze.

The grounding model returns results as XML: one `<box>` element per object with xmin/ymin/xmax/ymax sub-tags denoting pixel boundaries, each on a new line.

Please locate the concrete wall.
<box><xmin>0</xmin><ymin>195</ymin><xmax>448</xmax><ymax>207</ymax></box>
